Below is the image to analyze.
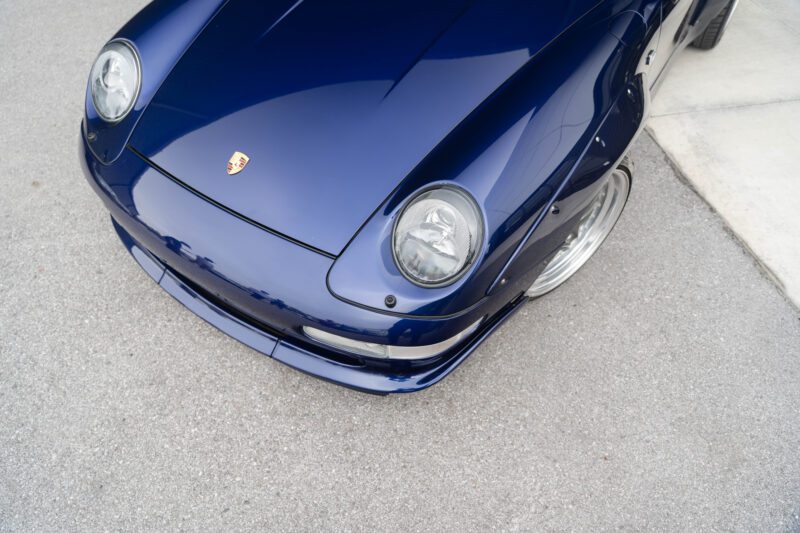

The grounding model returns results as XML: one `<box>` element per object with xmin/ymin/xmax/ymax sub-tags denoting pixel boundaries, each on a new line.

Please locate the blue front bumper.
<box><xmin>81</xmin><ymin>132</ymin><xmax>526</xmax><ymax>393</ymax></box>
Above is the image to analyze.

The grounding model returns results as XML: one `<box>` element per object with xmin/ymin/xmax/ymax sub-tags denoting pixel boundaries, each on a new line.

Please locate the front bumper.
<box><xmin>81</xmin><ymin>132</ymin><xmax>525</xmax><ymax>393</ymax></box>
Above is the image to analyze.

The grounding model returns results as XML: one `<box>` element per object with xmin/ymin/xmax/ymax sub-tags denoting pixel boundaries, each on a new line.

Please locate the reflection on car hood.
<box><xmin>130</xmin><ymin>0</ymin><xmax>599</xmax><ymax>255</ymax></box>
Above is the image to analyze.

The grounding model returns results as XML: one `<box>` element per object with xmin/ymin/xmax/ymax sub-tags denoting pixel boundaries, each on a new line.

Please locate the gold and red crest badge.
<box><xmin>226</xmin><ymin>151</ymin><xmax>250</xmax><ymax>175</ymax></box>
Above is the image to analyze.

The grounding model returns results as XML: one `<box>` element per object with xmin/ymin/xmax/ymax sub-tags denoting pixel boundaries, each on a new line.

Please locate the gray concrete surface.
<box><xmin>649</xmin><ymin>0</ymin><xmax>800</xmax><ymax>306</ymax></box>
<box><xmin>2</xmin><ymin>2</ymin><xmax>800</xmax><ymax>531</ymax></box>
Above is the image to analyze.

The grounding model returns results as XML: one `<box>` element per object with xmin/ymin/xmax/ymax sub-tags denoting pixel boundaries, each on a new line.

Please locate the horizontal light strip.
<box><xmin>303</xmin><ymin>319</ymin><xmax>482</xmax><ymax>360</ymax></box>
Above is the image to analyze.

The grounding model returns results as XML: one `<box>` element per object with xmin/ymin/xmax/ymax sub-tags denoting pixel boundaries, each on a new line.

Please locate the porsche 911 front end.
<box><xmin>81</xmin><ymin>0</ymin><xmax>731</xmax><ymax>392</ymax></box>
<box><xmin>81</xmin><ymin>127</ymin><xmax>527</xmax><ymax>393</ymax></box>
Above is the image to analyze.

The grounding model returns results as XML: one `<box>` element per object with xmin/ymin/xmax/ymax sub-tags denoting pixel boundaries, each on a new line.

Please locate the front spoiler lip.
<box><xmin>113</xmin><ymin>218</ymin><xmax>526</xmax><ymax>394</ymax></box>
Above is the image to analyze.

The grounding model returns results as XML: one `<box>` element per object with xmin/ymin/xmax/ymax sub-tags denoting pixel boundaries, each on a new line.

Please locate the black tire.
<box><xmin>692</xmin><ymin>0</ymin><xmax>737</xmax><ymax>50</ymax></box>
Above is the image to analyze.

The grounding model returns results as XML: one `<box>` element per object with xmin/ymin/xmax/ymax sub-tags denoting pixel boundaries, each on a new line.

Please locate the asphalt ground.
<box><xmin>2</xmin><ymin>2</ymin><xmax>799</xmax><ymax>531</ymax></box>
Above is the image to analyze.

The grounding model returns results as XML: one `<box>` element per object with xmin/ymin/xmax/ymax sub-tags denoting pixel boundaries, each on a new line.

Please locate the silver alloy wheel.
<box><xmin>527</xmin><ymin>164</ymin><xmax>631</xmax><ymax>298</ymax></box>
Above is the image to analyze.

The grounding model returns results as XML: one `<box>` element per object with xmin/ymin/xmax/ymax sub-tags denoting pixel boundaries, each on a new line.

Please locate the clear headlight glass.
<box><xmin>90</xmin><ymin>40</ymin><xmax>140</xmax><ymax>122</ymax></box>
<box><xmin>393</xmin><ymin>187</ymin><xmax>483</xmax><ymax>286</ymax></box>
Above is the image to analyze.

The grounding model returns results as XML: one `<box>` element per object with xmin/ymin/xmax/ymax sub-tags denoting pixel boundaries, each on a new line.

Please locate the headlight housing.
<box><xmin>392</xmin><ymin>186</ymin><xmax>483</xmax><ymax>287</ymax></box>
<box><xmin>89</xmin><ymin>40</ymin><xmax>141</xmax><ymax>123</ymax></box>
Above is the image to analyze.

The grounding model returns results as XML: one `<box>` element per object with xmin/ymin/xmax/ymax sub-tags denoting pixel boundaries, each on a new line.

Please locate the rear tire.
<box><xmin>692</xmin><ymin>0</ymin><xmax>737</xmax><ymax>50</ymax></box>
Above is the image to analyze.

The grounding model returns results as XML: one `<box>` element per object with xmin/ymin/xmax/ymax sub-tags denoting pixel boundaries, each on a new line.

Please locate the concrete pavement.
<box><xmin>2</xmin><ymin>1</ymin><xmax>800</xmax><ymax>531</ymax></box>
<box><xmin>649</xmin><ymin>0</ymin><xmax>800</xmax><ymax>307</ymax></box>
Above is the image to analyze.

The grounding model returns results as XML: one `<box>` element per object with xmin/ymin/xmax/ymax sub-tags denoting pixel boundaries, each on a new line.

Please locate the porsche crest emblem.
<box><xmin>226</xmin><ymin>151</ymin><xmax>250</xmax><ymax>175</ymax></box>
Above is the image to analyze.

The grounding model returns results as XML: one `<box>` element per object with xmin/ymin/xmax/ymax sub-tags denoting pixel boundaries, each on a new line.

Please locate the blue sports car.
<box><xmin>81</xmin><ymin>0</ymin><xmax>736</xmax><ymax>393</ymax></box>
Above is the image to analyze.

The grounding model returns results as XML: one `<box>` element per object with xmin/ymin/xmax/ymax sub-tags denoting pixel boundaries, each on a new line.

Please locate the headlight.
<box><xmin>393</xmin><ymin>186</ymin><xmax>483</xmax><ymax>286</ymax></box>
<box><xmin>89</xmin><ymin>40</ymin><xmax>140</xmax><ymax>123</ymax></box>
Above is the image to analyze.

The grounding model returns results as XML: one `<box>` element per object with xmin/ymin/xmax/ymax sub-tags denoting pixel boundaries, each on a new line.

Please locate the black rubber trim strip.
<box><xmin>127</xmin><ymin>145</ymin><xmax>337</xmax><ymax>259</ymax></box>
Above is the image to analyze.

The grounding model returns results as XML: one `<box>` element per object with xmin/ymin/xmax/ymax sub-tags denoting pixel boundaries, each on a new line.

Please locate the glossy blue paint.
<box><xmin>112</xmin><ymin>210</ymin><xmax>527</xmax><ymax>393</ymax></box>
<box><xmin>328</xmin><ymin>4</ymin><xmax>652</xmax><ymax>316</ymax></box>
<box><xmin>84</xmin><ymin>0</ymin><xmax>227</xmax><ymax>164</ymax></box>
<box><xmin>81</xmin><ymin>132</ymin><xmax>527</xmax><ymax>393</ymax></box>
<box><xmin>81</xmin><ymin>0</ymin><xmax>728</xmax><ymax>392</ymax></box>
<box><xmin>129</xmin><ymin>0</ymin><xmax>603</xmax><ymax>255</ymax></box>
<box><xmin>113</xmin><ymin>218</ymin><xmax>281</xmax><ymax>357</ymax></box>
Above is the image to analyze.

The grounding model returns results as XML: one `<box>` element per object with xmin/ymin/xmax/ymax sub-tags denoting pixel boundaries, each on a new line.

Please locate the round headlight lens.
<box><xmin>393</xmin><ymin>187</ymin><xmax>483</xmax><ymax>286</ymax></box>
<box><xmin>90</xmin><ymin>41</ymin><xmax>140</xmax><ymax>122</ymax></box>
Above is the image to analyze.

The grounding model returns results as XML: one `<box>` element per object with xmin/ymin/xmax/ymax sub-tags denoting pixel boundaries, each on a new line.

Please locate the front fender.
<box><xmin>489</xmin><ymin>74</ymin><xmax>647</xmax><ymax>295</ymax></box>
<box><xmin>83</xmin><ymin>0</ymin><xmax>227</xmax><ymax>164</ymax></box>
<box><xmin>327</xmin><ymin>1</ymin><xmax>655</xmax><ymax>318</ymax></box>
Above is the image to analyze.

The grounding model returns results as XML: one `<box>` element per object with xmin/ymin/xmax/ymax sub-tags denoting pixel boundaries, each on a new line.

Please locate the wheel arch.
<box><xmin>485</xmin><ymin>72</ymin><xmax>649</xmax><ymax>297</ymax></box>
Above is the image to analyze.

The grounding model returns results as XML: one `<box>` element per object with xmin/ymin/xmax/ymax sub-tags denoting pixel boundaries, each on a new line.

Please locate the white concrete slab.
<box><xmin>648</xmin><ymin>0</ymin><xmax>800</xmax><ymax>306</ymax></box>
<box><xmin>652</xmin><ymin>0</ymin><xmax>800</xmax><ymax>116</ymax></box>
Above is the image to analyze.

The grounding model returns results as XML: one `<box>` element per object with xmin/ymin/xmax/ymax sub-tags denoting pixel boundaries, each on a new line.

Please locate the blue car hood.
<box><xmin>130</xmin><ymin>0</ymin><xmax>598</xmax><ymax>255</ymax></box>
